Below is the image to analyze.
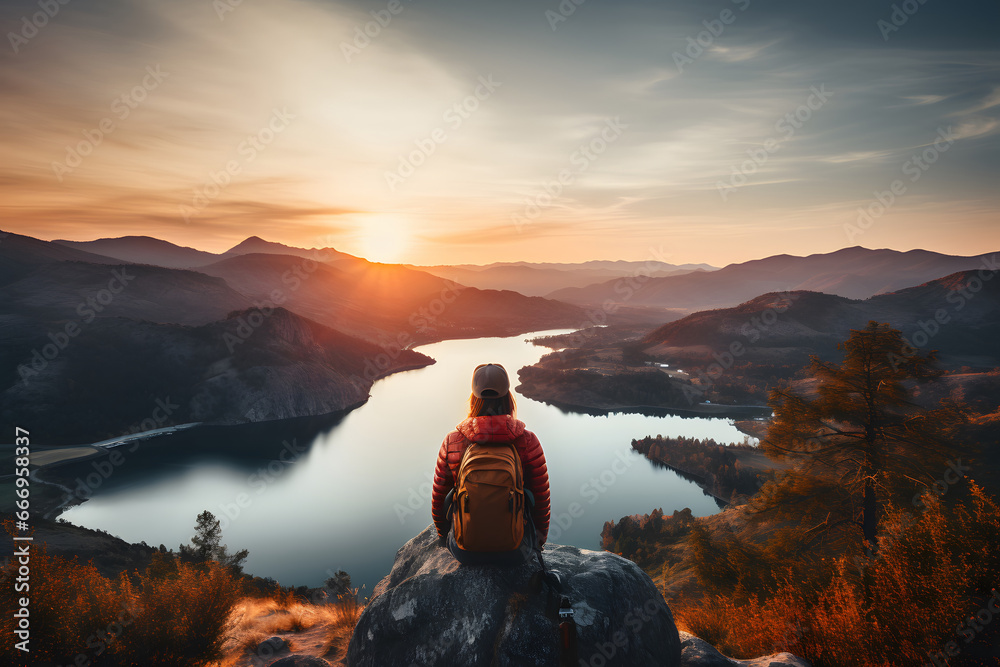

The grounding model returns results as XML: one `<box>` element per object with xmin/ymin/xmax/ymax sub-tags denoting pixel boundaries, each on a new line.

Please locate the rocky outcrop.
<box><xmin>347</xmin><ymin>525</ymin><xmax>682</xmax><ymax>666</ymax></box>
<box><xmin>256</xmin><ymin>636</ymin><xmax>290</xmax><ymax>656</ymax></box>
<box><xmin>271</xmin><ymin>656</ymin><xmax>333</xmax><ymax>667</ymax></box>
<box><xmin>679</xmin><ymin>632</ymin><xmax>810</xmax><ymax>667</ymax></box>
<box><xmin>346</xmin><ymin>526</ymin><xmax>812</xmax><ymax>667</ymax></box>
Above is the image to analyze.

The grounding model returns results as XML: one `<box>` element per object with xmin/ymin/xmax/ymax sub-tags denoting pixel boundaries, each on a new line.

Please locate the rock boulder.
<box><xmin>347</xmin><ymin>526</ymin><xmax>682</xmax><ymax>666</ymax></box>
<box><xmin>679</xmin><ymin>631</ymin><xmax>811</xmax><ymax>667</ymax></box>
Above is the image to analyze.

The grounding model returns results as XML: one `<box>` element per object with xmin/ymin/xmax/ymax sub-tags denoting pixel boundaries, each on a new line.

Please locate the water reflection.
<box><xmin>60</xmin><ymin>330</ymin><xmax>752</xmax><ymax>590</ymax></box>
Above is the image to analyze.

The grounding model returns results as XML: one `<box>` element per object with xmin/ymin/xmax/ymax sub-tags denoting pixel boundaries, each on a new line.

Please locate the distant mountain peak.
<box><xmin>226</xmin><ymin>236</ymin><xmax>276</xmax><ymax>251</ymax></box>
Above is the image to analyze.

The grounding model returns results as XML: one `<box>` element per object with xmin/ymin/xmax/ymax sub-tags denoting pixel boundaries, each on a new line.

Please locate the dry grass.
<box><xmin>217</xmin><ymin>593</ymin><xmax>362</xmax><ymax>666</ymax></box>
<box><xmin>320</xmin><ymin>595</ymin><xmax>363</xmax><ymax>658</ymax></box>
<box><xmin>256</xmin><ymin>604</ymin><xmax>322</xmax><ymax>634</ymax></box>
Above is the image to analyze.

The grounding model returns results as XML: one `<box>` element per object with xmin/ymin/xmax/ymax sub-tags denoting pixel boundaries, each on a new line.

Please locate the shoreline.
<box><xmin>29</xmin><ymin>468</ymin><xmax>78</xmax><ymax>520</ymax></box>
<box><xmin>7</xmin><ymin>345</ymin><xmax>446</xmax><ymax>522</ymax></box>
<box><xmin>1</xmin><ymin>325</ymin><xmax>758</xmax><ymax>594</ymax></box>
<box><xmin>91</xmin><ymin>422</ymin><xmax>202</xmax><ymax>450</ymax></box>
<box><xmin>514</xmin><ymin>388</ymin><xmax>772</xmax><ymax>420</ymax></box>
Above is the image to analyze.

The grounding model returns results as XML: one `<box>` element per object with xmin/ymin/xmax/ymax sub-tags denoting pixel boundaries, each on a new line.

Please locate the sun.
<box><xmin>357</xmin><ymin>216</ymin><xmax>413</xmax><ymax>264</ymax></box>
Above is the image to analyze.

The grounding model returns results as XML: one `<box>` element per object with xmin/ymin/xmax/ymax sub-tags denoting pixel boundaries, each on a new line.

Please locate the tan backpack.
<box><xmin>452</xmin><ymin>441</ymin><xmax>525</xmax><ymax>552</ymax></box>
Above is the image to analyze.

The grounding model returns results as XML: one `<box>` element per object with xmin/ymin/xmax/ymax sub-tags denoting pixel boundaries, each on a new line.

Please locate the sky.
<box><xmin>0</xmin><ymin>0</ymin><xmax>998</xmax><ymax>266</ymax></box>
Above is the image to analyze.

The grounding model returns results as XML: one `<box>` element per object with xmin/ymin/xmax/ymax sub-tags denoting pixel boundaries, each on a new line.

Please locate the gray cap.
<box><xmin>472</xmin><ymin>363</ymin><xmax>509</xmax><ymax>398</ymax></box>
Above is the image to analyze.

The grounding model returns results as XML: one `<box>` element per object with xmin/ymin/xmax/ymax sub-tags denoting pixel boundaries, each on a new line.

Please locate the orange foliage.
<box><xmin>1</xmin><ymin>546</ymin><xmax>243</xmax><ymax>666</ymax></box>
<box><xmin>673</xmin><ymin>483</ymin><xmax>1000</xmax><ymax>667</ymax></box>
<box><xmin>1</xmin><ymin>542</ymin><xmax>127</xmax><ymax>664</ymax></box>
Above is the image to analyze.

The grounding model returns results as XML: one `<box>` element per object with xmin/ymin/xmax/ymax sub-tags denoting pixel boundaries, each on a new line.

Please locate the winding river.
<box><xmin>60</xmin><ymin>330</ymin><xmax>750</xmax><ymax>592</ymax></box>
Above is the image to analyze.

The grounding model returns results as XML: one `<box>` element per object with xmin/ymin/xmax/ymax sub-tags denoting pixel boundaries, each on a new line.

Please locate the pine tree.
<box><xmin>757</xmin><ymin>321</ymin><xmax>963</xmax><ymax>559</ymax></box>
<box><xmin>179</xmin><ymin>510</ymin><xmax>249</xmax><ymax>573</ymax></box>
<box><xmin>187</xmin><ymin>510</ymin><xmax>221</xmax><ymax>561</ymax></box>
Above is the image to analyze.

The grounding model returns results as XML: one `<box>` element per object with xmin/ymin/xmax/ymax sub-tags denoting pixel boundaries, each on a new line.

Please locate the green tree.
<box><xmin>757</xmin><ymin>321</ymin><xmax>962</xmax><ymax>559</ymax></box>
<box><xmin>179</xmin><ymin>510</ymin><xmax>249</xmax><ymax>573</ymax></box>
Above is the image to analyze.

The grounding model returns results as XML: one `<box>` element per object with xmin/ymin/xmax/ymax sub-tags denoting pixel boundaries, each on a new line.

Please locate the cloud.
<box><xmin>900</xmin><ymin>95</ymin><xmax>947</xmax><ymax>106</ymax></box>
<box><xmin>950</xmin><ymin>118</ymin><xmax>999</xmax><ymax>140</ymax></box>
<box><xmin>957</xmin><ymin>87</ymin><xmax>1000</xmax><ymax>114</ymax></box>
<box><xmin>0</xmin><ymin>0</ymin><xmax>997</xmax><ymax>264</ymax></box>
<box><xmin>708</xmin><ymin>39</ymin><xmax>781</xmax><ymax>64</ymax></box>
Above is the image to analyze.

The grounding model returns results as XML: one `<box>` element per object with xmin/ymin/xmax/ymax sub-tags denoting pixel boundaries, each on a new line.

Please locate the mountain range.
<box><xmin>550</xmin><ymin>246</ymin><xmax>998</xmax><ymax>313</ymax></box>
<box><xmin>641</xmin><ymin>265</ymin><xmax>1000</xmax><ymax>369</ymax></box>
<box><xmin>411</xmin><ymin>260</ymin><xmax>716</xmax><ymax>297</ymax></box>
<box><xmin>4</xmin><ymin>229</ymin><xmax>996</xmax><ymax>440</ymax></box>
<box><xmin>0</xmin><ymin>231</ymin><xmax>584</xmax><ymax>442</ymax></box>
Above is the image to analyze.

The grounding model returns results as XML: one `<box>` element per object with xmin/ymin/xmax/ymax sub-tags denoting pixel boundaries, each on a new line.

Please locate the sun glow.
<box><xmin>357</xmin><ymin>216</ymin><xmax>413</xmax><ymax>264</ymax></box>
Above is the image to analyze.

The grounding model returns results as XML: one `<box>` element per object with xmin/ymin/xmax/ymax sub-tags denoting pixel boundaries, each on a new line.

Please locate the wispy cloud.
<box><xmin>0</xmin><ymin>0</ymin><xmax>997</xmax><ymax>264</ymax></box>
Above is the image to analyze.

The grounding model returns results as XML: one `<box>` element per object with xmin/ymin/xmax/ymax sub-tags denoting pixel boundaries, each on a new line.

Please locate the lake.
<box><xmin>60</xmin><ymin>329</ymin><xmax>750</xmax><ymax>592</ymax></box>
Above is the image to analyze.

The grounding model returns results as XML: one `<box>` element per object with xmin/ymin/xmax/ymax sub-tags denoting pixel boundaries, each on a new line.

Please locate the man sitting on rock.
<box><xmin>431</xmin><ymin>363</ymin><xmax>551</xmax><ymax>565</ymax></box>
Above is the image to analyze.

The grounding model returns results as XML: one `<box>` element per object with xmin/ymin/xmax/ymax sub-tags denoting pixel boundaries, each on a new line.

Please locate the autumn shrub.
<box><xmin>110</xmin><ymin>555</ymin><xmax>243</xmax><ymax>666</ymax></box>
<box><xmin>0</xmin><ymin>545</ymin><xmax>243</xmax><ymax>667</ymax></box>
<box><xmin>674</xmin><ymin>483</ymin><xmax>1000</xmax><ymax>667</ymax></box>
<box><xmin>0</xmin><ymin>543</ymin><xmax>128</xmax><ymax>665</ymax></box>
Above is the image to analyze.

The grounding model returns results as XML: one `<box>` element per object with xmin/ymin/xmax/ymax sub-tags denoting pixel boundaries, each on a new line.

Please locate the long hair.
<box><xmin>468</xmin><ymin>392</ymin><xmax>517</xmax><ymax>418</ymax></box>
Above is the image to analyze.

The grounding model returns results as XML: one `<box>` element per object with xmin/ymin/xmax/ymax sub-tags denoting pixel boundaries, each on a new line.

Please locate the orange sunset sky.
<box><xmin>1</xmin><ymin>0</ymin><xmax>997</xmax><ymax>266</ymax></box>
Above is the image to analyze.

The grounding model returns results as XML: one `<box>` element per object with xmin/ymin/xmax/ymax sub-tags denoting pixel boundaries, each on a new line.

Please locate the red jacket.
<box><xmin>432</xmin><ymin>415</ymin><xmax>550</xmax><ymax>546</ymax></box>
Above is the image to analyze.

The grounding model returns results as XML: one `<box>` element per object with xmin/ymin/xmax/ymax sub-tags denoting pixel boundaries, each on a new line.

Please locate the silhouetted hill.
<box><xmin>0</xmin><ymin>261</ymin><xmax>252</xmax><ymax>326</ymax></box>
<box><xmin>54</xmin><ymin>235</ymin><xmax>219</xmax><ymax>269</ymax></box>
<box><xmin>218</xmin><ymin>235</ymin><xmax>364</xmax><ymax>268</ymax></box>
<box><xmin>517</xmin><ymin>268</ymin><xmax>999</xmax><ymax>413</ymax></box>
<box><xmin>0</xmin><ymin>230</ymin><xmax>121</xmax><ymax>285</ymax></box>
<box><xmin>55</xmin><ymin>234</ymin><xmax>366</xmax><ymax>270</ymax></box>
<box><xmin>8</xmin><ymin>231</ymin><xmax>585</xmax><ymax>344</ymax></box>
<box><xmin>1</xmin><ymin>307</ymin><xmax>433</xmax><ymax>444</ymax></box>
<box><xmin>198</xmin><ymin>252</ymin><xmax>585</xmax><ymax>343</ymax></box>
<box><xmin>642</xmin><ymin>268</ymin><xmax>1000</xmax><ymax>368</ymax></box>
<box><xmin>414</xmin><ymin>260</ymin><xmax>714</xmax><ymax>297</ymax></box>
<box><xmin>550</xmin><ymin>247</ymin><xmax>997</xmax><ymax>312</ymax></box>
